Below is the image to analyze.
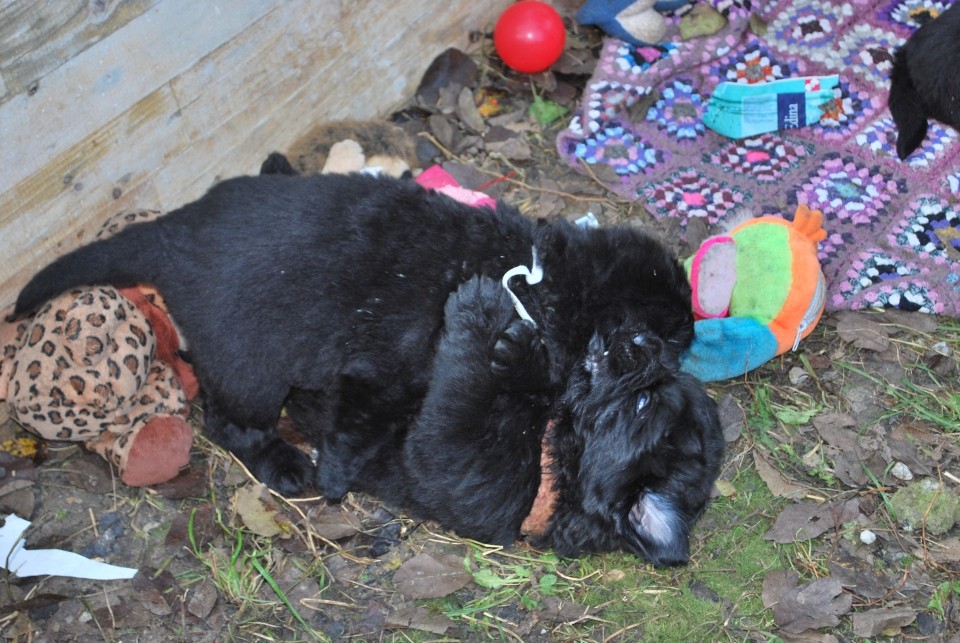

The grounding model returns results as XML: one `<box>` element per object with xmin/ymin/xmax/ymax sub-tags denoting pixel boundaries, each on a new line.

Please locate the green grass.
<box><xmin>545</xmin><ymin>467</ymin><xmax>788</xmax><ymax>642</ymax></box>
<box><xmin>424</xmin><ymin>542</ymin><xmax>580</xmax><ymax>640</ymax></box>
<box><xmin>181</xmin><ymin>507</ymin><xmax>327</xmax><ymax>641</ymax></box>
<box><xmin>837</xmin><ymin>360</ymin><xmax>960</xmax><ymax>432</ymax></box>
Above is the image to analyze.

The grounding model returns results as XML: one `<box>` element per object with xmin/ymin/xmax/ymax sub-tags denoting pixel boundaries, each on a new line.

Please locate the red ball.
<box><xmin>493</xmin><ymin>1</ymin><xmax>566</xmax><ymax>74</ymax></box>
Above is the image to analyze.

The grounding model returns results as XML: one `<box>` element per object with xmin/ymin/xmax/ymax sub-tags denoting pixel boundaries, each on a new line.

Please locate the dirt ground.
<box><xmin>3</xmin><ymin>16</ymin><xmax>960</xmax><ymax>643</ymax></box>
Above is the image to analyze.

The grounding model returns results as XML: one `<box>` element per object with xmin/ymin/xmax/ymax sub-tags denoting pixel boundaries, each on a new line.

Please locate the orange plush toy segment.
<box><xmin>727</xmin><ymin>205</ymin><xmax>828</xmax><ymax>353</ymax></box>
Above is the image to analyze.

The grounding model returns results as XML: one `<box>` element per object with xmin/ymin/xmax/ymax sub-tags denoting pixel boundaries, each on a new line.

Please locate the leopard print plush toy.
<box><xmin>0</xmin><ymin>211</ymin><xmax>198</xmax><ymax>485</ymax></box>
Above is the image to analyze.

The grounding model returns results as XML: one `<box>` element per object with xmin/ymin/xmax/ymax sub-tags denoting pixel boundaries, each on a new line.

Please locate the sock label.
<box><xmin>777</xmin><ymin>92</ymin><xmax>806</xmax><ymax>129</ymax></box>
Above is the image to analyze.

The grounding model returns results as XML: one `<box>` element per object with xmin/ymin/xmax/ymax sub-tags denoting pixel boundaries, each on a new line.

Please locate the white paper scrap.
<box><xmin>0</xmin><ymin>514</ymin><xmax>137</xmax><ymax>580</ymax></box>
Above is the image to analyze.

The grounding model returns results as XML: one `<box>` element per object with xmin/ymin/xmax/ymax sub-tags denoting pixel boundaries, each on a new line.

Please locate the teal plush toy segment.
<box><xmin>680</xmin><ymin>316</ymin><xmax>778</xmax><ymax>382</ymax></box>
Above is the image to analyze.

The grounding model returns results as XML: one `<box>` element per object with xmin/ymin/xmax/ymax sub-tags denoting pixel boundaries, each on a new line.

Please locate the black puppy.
<box><xmin>888</xmin><ymin>2</ymin><xmax>960</xmax><ymax>159</ymax></box>
<box><xmin>14</xmin><ymin>172</ymin><xmax>723</xmax><ymax>565</ymax></box>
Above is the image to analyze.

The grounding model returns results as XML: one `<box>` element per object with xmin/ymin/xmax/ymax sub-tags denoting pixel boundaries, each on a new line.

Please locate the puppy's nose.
<box><xmin>611</xmin><ymin>333</ymin><xmax>662</xmax><ymax>375</ymax></box>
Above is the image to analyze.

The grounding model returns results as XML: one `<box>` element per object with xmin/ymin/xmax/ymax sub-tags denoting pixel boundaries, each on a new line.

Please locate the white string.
<box><xmin>501</xmin><ymin>246</ymin><xmax>543</xmax><ymax>327</ymax></box>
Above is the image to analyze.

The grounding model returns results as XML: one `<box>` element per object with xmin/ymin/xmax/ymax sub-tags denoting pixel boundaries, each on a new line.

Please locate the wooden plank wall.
<box><xmin>0</xmin><ymin>0</ymin><xmax>514</xmax><ymax>309</ymax></box>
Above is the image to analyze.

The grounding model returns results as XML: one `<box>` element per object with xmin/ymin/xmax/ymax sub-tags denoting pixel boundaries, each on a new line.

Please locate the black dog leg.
<box><xmin>398</xmin><ymin>276</ymin><xmax>555</xmax><ymax>543</ymax></box>
<box><xmin>318</xmin><ymin>376</ymin><xmax>414</xmax><ymax>501</ymax></box>
<box><xmin>203</xmin><ymin>399</ymin><xmax>315</xmax><ymax>496</ymax></box>
<box><xmin>889</xmin><ymin>48</ymin><xmax>929</xmax><ymax>160</ymax></box>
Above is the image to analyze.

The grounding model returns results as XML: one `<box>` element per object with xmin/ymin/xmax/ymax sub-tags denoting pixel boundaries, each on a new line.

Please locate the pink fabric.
<box><xmin>415</xmin><ymin>165</ymin><xmax>497</xmax><ymax>209</ymax></box>
<box><xmin>689</xmin><ymin>235</ymin><xmax>735</xmax><ymax>319</ymax></box>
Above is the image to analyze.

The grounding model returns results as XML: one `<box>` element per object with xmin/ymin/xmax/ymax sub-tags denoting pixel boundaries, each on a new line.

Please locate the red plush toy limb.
<box><xmin>119</xmin><ymin>286</ymin><xmax>199</xmax><ymax>400</ymax></box>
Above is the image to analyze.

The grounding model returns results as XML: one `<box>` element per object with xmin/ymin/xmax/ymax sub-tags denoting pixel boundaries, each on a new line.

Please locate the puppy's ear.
<box><xmin>630</xmin><ymin>493</ymin><xmax>689</xmax><ymax>566</ymax></box>
<box><xmin>889</xmin><ymin>48</ymin><xmax>929</xmax><ymax>160</ymax></box>
<box><xmin>260</xmin><ymin>152</ymin><xmax>298</xmax><ymax>176</ymax></box>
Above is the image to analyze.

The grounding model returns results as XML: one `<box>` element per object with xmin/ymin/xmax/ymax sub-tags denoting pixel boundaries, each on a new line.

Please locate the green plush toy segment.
<box><xmin>729</xmin><ymin>223</ymin><xmax>792</xmax><ymax>324</ymax></box>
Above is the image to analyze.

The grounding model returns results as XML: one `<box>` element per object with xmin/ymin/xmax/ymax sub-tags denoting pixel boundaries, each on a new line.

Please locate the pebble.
<box><xmin>860</xmin><ymin>529</ymin><xmax>877</xmax><ymax>545</ymax></box>
<box><xmin>891</xmin><ymin>461</ymin><xmax>914</xmax><ymax>481</ymax></box>
<box><xmin>788</xmin><ymin>366</ymin><xmax>809</xmax><ymax>385</ymax></box>
<box><xmin>931</xmin><ymin>341</ymin><xmax>951</xmax><ymax>356</ymax></box>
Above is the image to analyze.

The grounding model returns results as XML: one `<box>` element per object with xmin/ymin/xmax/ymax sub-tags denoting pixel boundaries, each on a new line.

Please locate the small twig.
<box><xmin>299</xmin><ymin>597</ymin><xmax>360</xmax><ymax>611</ymax></box>
<box><xmin>459</xmin><ymin>613</ymin><xmax>524</xmax><ymax>642</ymax></box>
<box><xmin>416</xmin><ymin>131</ymin><xmax>457</xmax><ymax>161</ymax></box>
<box><xmin>87</xmin><ymin>508</ymin><xmax>99</xmax><ymax>539</ymax></box>
<box><xmin>575</xmin><ymin>155</ymin><xmax>623</xmax><ymax>197</ymax></box>
<box><xmin>602</xmin><ymin>621</ymin><xmax>645</xmax><ymax>642</ymax></box>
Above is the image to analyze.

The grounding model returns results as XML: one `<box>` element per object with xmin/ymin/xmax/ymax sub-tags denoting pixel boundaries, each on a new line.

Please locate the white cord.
<box><xmin>501</xmin><ymin>246</ymin><xmax>543</xmax><ymax>327</ymax></box>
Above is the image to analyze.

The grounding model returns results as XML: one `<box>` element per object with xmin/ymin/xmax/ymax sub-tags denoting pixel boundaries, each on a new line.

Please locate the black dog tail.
<box><xmin>888</xmin><ymin>47</ymin><xmax>929</xmax><ymax>160</ymax></box>
<box><xmin>12</xmin><ymin>221</ymin><xmax>164</xmax><ymax>319</ymax></box>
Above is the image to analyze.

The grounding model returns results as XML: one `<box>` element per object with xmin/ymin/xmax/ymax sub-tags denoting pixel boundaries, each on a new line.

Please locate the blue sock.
<box><xmin>703</xmin><ymin>75</ymin><xmax>840</xmax><ymax>138</ymax></box>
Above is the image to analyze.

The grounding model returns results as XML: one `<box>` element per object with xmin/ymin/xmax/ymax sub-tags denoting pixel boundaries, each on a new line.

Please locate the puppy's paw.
<box><xmin>491</xmin><ymin>318</ymin><xmax>550</xmax><ymax>389</ymax></box>
<box><xmin>444</xmin><ymin>276</ymin><xmax>516</xmax><ymax>334</ymax></box>
<box><xmin>251</xmin><ymin>441</ymin><xmax>316</xmax><ymax>497</ymax></box>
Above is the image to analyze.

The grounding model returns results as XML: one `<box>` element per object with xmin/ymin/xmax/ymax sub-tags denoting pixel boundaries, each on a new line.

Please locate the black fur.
<box><xmin>14</xmin><ymin>172</ymin><xmax>723</xmax><ymax>565</ymax></box>
<box><xmin>888</xmin><ymin>3</ymin><xmax>960</xmax><ymax>160</ymax></box>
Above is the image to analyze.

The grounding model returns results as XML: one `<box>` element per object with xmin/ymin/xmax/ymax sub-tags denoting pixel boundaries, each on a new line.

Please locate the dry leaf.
<box><xmin>714</xmin><ymin>479</ymin><xmax>737</xmax><ymax>497</ymax></box>
<box><xmin>307</xmin><ymin>504</ymin><xmax>362</xmax><ymax>541</ymax></box>
<box><xmin>878</xmin><ymin>309</ymin><xmax>938</xmax><ymax>334</ymax></box>
<box><xmin>852</xmin><ymin>607</ymin><xmax>916</xmax><ymax>638</ymax></box>
<box><xmin>457</xmin><ymin>87</ymin><xmax>485</xmax><ymax>133</ymax></box>
<box><xmin>393</xmin><ymin>553</ymin><xmax>471</xmax><ymax>599</ymax></box>
<box><xmin>782</xmin><ymin>632</ymin><xmax>839</xmax><ymax>643</ymax></box>
<box><xmin>541</xmin><ymin>596</ymin><xmax>598</xmax><ymax>621</ymax></box>
<box><xmin>234</xmin><ymin>483</ymin><xmax>291</xmax><ymax>538</ymax></box>
<box><xmin>186</xmin><ymin>577</ymin><xmax>218</xmax><ymax>619</ymax></box>
<box><xmin>386</xmin><ymin>605</ymin><xmax>454</xmax><ymax>635</ymax></box>
<box><xmin>765</xmin><ymin>498</ymin><xmax>859</xmax><ymax>543</ymax></box>
<box><xmin>486</xmin><ymin>137</ymin><xmax>532</xmax><ymax>161</ymax></box>
<box><xmin>827</xmin><ymin>548</ymin><xmax>896</xmax><ymax>599</ymax></box>
<box><xmin>137</xmin><ymin>588</ymin><xmax>173</xmax><ymax>617</ymax></box>
<box><xmin>753</xmin><ymin>452</ymin><xmax>806</xmax><ymax>499</ymax></box>
<box><xmin>918</xmin><ymin>536</ymin><xmax>960</xmax><ymax>563</ymax></box>
<box><xmin>762</xmin><ymin>570</ymin><xmax>852</xmax><ymax>634</ymax></box>
<box><xmin>717</xmin><ymin>394</ymin><xmax>744</xmax><ymax>443</ymax></box>
<box><xmin>811</xmin><ymin>412</ymin><xmax>858</xmax><ymax>452</ymax></box>
<box><xmin>415</xmin><ymin>48</ymin><xmax>479</xmax><ymax>107</ymax></box>
<box><xmin>155</xmin><ymin>466</ymin><xmax>208</xmax><ymax>499</ymax></box>
<box><xmin>835</xmin><ymin>312</ymin><xmax>891</xmax><ymax>351</ymax></box>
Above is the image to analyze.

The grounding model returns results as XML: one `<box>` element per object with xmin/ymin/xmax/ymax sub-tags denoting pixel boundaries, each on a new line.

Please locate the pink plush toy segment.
<box><xmin>688</xmin><ymin>235</ymin><xmax>736</xmax><ymax>319</ymax></box>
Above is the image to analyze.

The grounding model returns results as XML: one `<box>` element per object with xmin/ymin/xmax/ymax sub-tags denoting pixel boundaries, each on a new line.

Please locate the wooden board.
<box><xmin>0</xmin><ymin>0</ymin><xmax>513</xmax><ymax>309</ymax></box>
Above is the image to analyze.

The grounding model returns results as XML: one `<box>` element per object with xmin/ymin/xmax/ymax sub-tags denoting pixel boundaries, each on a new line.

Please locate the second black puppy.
<box><xmin>15</xmin><ymin>172</ymin><xmax>723</xmax><ymax>565</ymax></box>
<box><xmin>889</xmin><ymin>3</ymin><xmax>960</xmax><ymax>159</ymax></box>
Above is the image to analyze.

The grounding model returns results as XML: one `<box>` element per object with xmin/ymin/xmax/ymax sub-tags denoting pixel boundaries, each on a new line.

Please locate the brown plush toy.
<box><xmin>0</xmin><ymin>211</ymin><xmax>199</xmax><ymax>486</ymax></box>
<box><xmin>262</xmin><ymin>119</ymin><xmax>418</xmax><ymax>178</ymax></box>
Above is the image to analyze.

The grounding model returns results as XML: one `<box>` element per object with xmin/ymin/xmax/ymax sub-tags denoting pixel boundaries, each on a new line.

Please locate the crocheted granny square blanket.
<box><xmin>557</xmin><ymin>0</ymin><xmax>960</xmax><ymax>315</ymax></box>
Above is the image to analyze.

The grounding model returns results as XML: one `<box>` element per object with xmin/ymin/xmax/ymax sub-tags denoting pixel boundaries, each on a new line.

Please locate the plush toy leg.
<box><xmin>322</xmin><ymin>139</ymin><xmax>366</xmax><ymax>174</ymax></box>
<box><xmin>85</xmin><ymin>362</ymin><xmax>194</xmax><ymax>485</ymax></box>
<box><xmin>120</xmin><ymin>416</ymin><xmax>193</xmax><ymax>486</ymax></box>
<box><xmin>84</xmin><ymin>416</ymin><xmax>193</xmax><ymax>486</ymax></box>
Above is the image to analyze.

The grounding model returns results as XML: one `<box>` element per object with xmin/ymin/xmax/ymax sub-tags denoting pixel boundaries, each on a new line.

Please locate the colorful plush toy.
<box><xmin>680</xmin><ymin>205</ymin><xmax>828</xmax><ymax>382</ymax></box>
<box><xmin>0</xmin><ymin>211</ymin><xmax>199</xmax><ymax>486</ymax></box>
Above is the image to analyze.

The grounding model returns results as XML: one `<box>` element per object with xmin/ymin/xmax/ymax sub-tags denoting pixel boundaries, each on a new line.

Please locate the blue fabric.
<box><xmin>653</xmin><ymin>0</ymin><xmax>693</xmax><ymax>10</ymax></box>
<box><xmin>577</xmin><ymin>0</ymin><xmax>660</xmax><ymax>46</ymax></box>
<box><xmin>680</xmin><ymin>317</ymin><xmax>779</xmax><ymax>382</ymax></box>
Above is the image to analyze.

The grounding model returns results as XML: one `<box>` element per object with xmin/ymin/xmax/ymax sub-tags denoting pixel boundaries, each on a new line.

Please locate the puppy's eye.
<box><xmin>636</xmin><ymin>392</ymin><xmax>650</xmax><ymax>413</ymax></box>
<box><xmin>632</xmin><ymin>333</ymin><xmax>646</xmax><ymax>346</ymax></box>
